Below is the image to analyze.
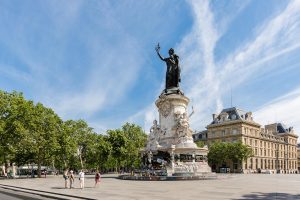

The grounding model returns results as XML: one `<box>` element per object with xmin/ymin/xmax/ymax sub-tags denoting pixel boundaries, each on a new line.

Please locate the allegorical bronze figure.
<box><xmin>155</xmin><ymin>43</ymin><xmax>181</xmax><ymax>94</ymax></box>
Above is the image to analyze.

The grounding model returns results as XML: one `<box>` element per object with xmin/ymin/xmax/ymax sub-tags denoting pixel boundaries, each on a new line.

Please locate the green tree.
<box><xmin>208</xmin><ymin>141</ymin><xmax>253</xmax><ymax>172</ymax></box>
<box><xmin>227</xmin><ymin>142</ymin><xmax>253</xmax><ymax>167</ymax></box>
<box><xmin>195</xmin><ymin>141</ymin><xmax>205</xmax><ymax>148</ymax></box>
<box><xmin>19</xmin><ymin>102</ymin><xmax>62</xmax><ymax>177</ymax></box>
<box><xmin>54</xmin><ymin>120</ymin><xmax>78</xmax><ymax>170</ymax></box>
<box><xmin>95</xmin><ymin>135</ymin><xmax>112</xmax><ymax>171</ymax></box>
<box><xmin>0</xmin><ymin>89</ymin><xmax>149</xmax><ymax>176</ymax></box>
<box><xmin>122</xmin><ymin>123</ymin><xmax>147</xmax><ymax>170</ymax></box>
<box><xmin>107</xmin><ymin>129</ymin><xmax>128</xmax><ymax>172</ymax></box>
<box><xmin>207</xmin><ymin>142</ymin><xmax>228</xmax><ymax>167</ymax></box>
<box><xmin>61</xmin><ymin>119</ymin><xmax>96</xmax><ymax>170</ymax></box>
<box><xmin>0</xmin><ymin>91</ymin><xmax>28</xmax><ymax>172</ymax></box>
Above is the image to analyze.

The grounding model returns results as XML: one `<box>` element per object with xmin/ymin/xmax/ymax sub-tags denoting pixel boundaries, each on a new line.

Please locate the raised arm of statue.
<box><xmin>155</xmin><ymin>43</ymin><xmax>165</xmax><ymax>61</ymax></box>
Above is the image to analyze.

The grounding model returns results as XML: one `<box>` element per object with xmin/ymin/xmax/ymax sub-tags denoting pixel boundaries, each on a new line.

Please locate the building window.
<box><xmin>234</xmin><ymin>162</ymin><xmax>238</xmax><ymax>170</ymax></box>
<box><xmin>260</xmin><ymin>149</ymin><xmax>262</xmax><ymax>156</ymax></box>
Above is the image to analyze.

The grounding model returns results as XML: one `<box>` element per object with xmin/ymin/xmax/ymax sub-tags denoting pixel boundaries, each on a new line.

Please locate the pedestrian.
<box><xmin>69</xmin><ymin>170</ymin><xmax>75</xmax><ymax>189</ymax></box>
<box><xmin>79</xmin><ymin>170</ymin><xmax>85</xmax><ymax>189</ymax></box>
<box><xmin>94</xmin><ymin>170</ymin><xmax>101</xmax><ymax>188</ymax></box>
<box><xmin>63</xmin><ymin>169</ymin><xmax>69</xmax><ymax>188</ymax></box>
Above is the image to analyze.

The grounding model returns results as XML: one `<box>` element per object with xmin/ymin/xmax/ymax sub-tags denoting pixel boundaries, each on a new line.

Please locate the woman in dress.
<box><xmin>94</xmin><ymin>170</ymin><xmax>101</xmax><ymax>188</ymax></box>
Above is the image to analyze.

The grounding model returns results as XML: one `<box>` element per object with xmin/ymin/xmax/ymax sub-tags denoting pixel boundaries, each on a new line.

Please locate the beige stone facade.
<box><xmin>297</xmin><ymin>144</ymin><xmax>300</xmax><ymax>172</ymax></box>
<box><xmin>193</xmin><ymin>107</ymin><xmax>298</xmax><ymax>174</ymax></box>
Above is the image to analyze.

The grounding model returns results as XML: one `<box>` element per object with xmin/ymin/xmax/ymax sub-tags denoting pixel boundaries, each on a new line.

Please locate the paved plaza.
<box><xmin>0</xmin><ymin>174</ymin><xmax>300</xmax><ymax>200</ymax></box>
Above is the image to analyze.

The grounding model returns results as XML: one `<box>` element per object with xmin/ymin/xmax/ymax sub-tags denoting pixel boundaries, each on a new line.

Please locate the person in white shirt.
<box><xmin>78</xmin><ymin>170</ymin><xmax>85</xmax><ymax>189</ymax></box>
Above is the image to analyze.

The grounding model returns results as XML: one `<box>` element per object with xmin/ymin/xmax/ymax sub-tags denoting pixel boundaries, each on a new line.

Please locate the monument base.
<box><xmin>136</xmin><ymin>92</ymin><xmax>214</xmax><ymax>180</ymax></box>
<box><xmin>140</xmin><ymin>143</ymin><xmax>212</xmax><ymax>177</ymax></box>
<box><xmin>118</xmin><ymin>173</ymin><xmax>217</xmax><ymax>181</ymax></box>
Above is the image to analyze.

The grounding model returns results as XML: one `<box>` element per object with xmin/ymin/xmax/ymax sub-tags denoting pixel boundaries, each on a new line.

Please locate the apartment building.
<box><xmin>193</xmin><ymin>107</ymin><xmax>298</xmax><ymax>173</ymax></box>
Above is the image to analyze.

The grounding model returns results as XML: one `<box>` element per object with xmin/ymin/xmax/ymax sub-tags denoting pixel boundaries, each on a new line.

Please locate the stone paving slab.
<box><xmin>0</xmin><ymin>174</ymin><xmax>300</xmax><ymax>200</ymax></box>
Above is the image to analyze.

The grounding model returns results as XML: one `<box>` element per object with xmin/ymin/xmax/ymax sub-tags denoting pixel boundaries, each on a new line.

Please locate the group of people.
<box><xmin>63</xmin><ymin>169</ymin><xmax>101</xmax><ymax>189</ymax></box>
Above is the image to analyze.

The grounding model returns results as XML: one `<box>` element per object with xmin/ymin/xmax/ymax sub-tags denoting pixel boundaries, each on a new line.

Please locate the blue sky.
<box><xmin>1</xmin><ymin>0</ymin><xmax>300</xmax><ymax>138</ymax></box>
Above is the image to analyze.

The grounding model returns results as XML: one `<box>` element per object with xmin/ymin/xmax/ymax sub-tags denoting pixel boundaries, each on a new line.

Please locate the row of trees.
<box><xmin>0</xmin><ymin>90</ymin><xmax>147</xmax><ymax>177</ymax></box>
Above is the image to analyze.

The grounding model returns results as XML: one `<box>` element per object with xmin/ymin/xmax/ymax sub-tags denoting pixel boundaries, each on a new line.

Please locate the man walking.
<box><xmin>79</xmin><ymin>170</ymin><xmax>85</xmax><ymax>189</ymax></box>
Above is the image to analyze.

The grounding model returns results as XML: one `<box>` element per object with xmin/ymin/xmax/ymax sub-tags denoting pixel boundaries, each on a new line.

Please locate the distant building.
<box><xmin>194</xmin><ymin>107</ymin><xmax>298</xmax><ymax>174</ymax></box>
<box><xmin>192</xmin><ymin>130</ymin><xmax>207</xmax><ymax>142</ymax></box>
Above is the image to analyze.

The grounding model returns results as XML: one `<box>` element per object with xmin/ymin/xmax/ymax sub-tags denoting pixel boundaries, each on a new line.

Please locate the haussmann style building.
<box><xmin>193</xmin><ymin>107</ymin><xmax>298</xmax><ymax>174</ymax></box>
<box><xmin>297</xmin><ymin>144</ymin><xmax>300</xmax><ymax>172</ymax></box>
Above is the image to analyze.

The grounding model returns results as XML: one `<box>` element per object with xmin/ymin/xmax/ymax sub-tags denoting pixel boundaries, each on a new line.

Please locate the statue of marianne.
<box><xmin>155</xmin><ymin>43</ymin><xmax>181</xmax><ymax>92</ymax></box>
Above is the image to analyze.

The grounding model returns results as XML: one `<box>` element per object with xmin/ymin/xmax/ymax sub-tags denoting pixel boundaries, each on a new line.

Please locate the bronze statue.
<box><xmin>155</xmin><ymin>43</ymin><xmax>181</xmax><ymax>93</ymax></box>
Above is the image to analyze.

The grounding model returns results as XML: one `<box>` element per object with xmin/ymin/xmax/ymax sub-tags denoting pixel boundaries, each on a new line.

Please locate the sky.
<box><xmin>1</xmin><ymin>0</ymin><xmax>300</xmax><ymax>139</ymax></box>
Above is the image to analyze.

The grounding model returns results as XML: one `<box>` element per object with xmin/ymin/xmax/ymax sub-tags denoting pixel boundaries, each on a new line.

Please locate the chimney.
<box><xmin>212</xmin><ymin>114</ymin><xmax>216</xmax><ymax>120</ymax></box>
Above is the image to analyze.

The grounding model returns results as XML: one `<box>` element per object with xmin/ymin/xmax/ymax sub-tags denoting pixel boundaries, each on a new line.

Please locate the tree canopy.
<box><xmin>207</xmin><ymin>141</ymin><xmax>253</xmax><ymax>171</ymax></box>
<box><xmin>0</xmin><ymin>90</ymin><xmax>147</xmax><ymax>177</ymax></box>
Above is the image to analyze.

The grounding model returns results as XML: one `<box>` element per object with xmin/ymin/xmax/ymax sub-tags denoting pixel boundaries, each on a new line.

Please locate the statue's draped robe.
<box><xmin>164</xmin><ymin>55</ymin><xmax>180</xmax><ymax>89</ymax></box>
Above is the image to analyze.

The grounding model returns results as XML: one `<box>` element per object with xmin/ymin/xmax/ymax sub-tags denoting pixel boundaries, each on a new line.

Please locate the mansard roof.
<box><xmin>276</xmin><ymin>123</ymin><xmax>289</xmax><ymax>133</ymax></box>
<box><xmin>270</xmin><ymin>123</ymin><xmax>296</xmax><ymax>135</ymax></box>
<box><xmin>210</xmin><ymin>107</ymin><xmax>256</xmax><ymax>125</ymax></box>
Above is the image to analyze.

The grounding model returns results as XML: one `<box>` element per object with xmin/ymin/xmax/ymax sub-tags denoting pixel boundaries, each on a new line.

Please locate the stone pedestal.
<box><xmin>155</xmin><ymin>93</ymin><xmax>196</xmax><ymax>149</ymax></box>
<box><xmin>144</xmin><ymin>93</ymin><xmax>212</xmax><ymax>176</ymax></box>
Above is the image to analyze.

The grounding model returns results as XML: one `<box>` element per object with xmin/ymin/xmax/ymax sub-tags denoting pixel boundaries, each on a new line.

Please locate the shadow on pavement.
<box><xmin>235</xmin><ymin>192</ymin><xmax>300</xmax><ymax>200</ymax></box>
<box><xmin>51</xmin><ymin>187</ymin><xmax>67</xmax><ymax>189</ymax></box>
<box><xmin>51</xmin><ymin>186</ymin><xmax>95</xmax><ymax>189</ymax></box>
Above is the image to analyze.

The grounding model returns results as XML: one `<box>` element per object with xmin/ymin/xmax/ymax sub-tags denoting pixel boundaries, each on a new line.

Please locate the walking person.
<box><xmin>63</xmin><ymin>169</ymin><xmax>69</xmax><ymax>188</ymax></box>
<box><xmin>79</xmin><ymin>170</ymin><xmax>85</xmax><ymax>189</ymax></box>
<box><xmin>94</xmin><ymin>170</ymin><xmax>101</xmax><ymax>188</ymax></box>
<box><xmin>69</xmin><ymin>170</ymin><xmax>75</xmax><ymax>189</ymax></box>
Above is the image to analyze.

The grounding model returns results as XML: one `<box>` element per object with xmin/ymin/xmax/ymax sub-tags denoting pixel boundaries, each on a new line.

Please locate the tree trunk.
<box><xmin>37</xmin><ymin>155</ymin><xmax>41</xmax><ymax>178</ymax></box>
<box><xmin>79</xmin><ymin>154</ymin><xmax>83</xmax><ymax>169</ymax></box>
<box><xmin>4</xmin><ymin>154</ymin><xmax>8</xmax><ymax>174</ymax></box>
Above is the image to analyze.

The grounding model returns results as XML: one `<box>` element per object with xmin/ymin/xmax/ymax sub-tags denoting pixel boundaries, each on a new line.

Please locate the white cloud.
<box><xmin>254</xmin><ymin>87</ymin><xmax>300</xmax><ymax>139</ymax></box>
<box><xmin>177</xmin><ymin>0</ymin><xmax>224</xmax><ymax>129</ymax></box>
<box><xmin>186</xmin><ymin>0</ymin><xmax>300</xmax><ymax>131</ymax></box>
<box><xmin>0</xmin><ymin>1</ymin><xmax>144</xmax><ymax>120</ymax></box>
<box><xmin>126</xmin><ymin>103</ymin><xmax>158</xmax><ymax>134</ymax></box>
<box><xmin>219</xmin><ymin>0</ymin><xmax>300</xmax><ymax>87</ymax></box>
<box><xmin>131</xmin><ymin>0</ymin><xmax>300</xmax><ymax>134</ymax></box>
